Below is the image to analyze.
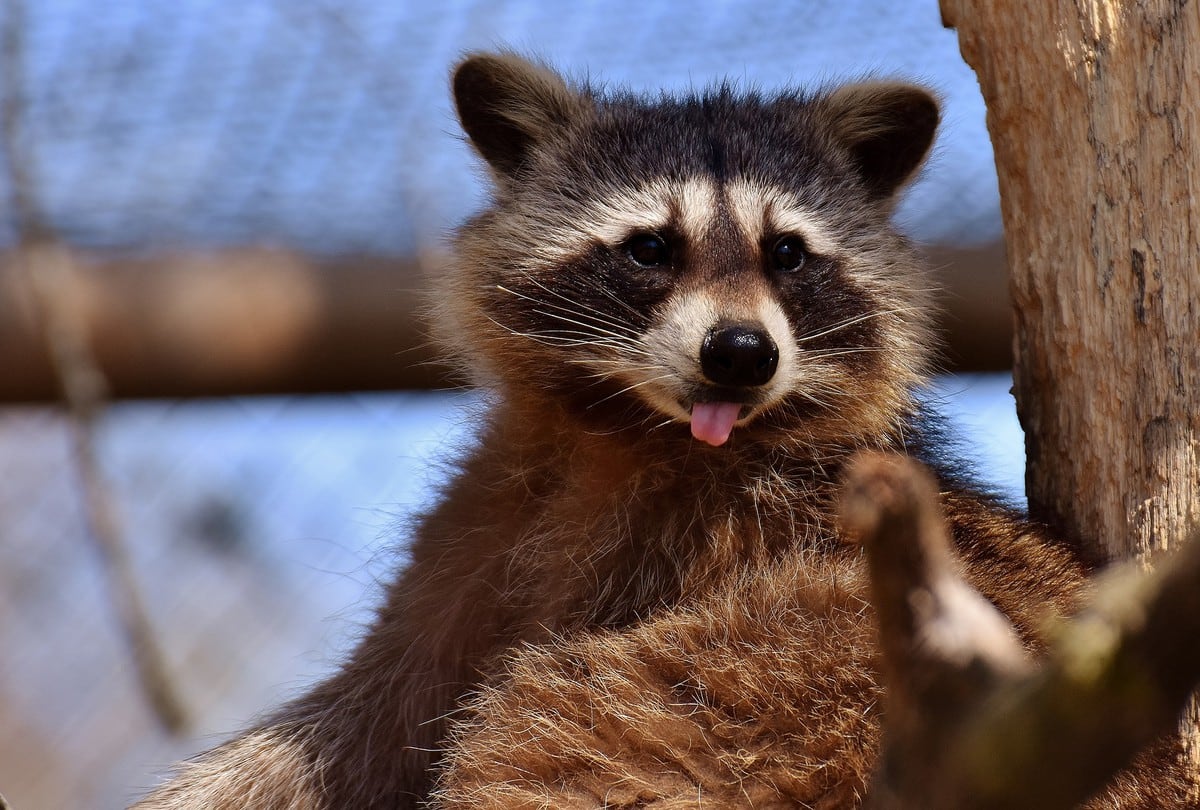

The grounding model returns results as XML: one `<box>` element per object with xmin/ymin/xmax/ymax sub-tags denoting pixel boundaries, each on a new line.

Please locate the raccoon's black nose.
<box><xmin>700</xmin><ymin>324</ymin><xmax>779</xmax><ymax>387</ymax></box>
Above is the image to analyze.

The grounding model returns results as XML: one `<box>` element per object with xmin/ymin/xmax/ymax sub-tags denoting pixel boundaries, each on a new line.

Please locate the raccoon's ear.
<box><xmin>820</xmin><ymin>82</ymin><xmax>940</xmax><ymax>199</ymax></box>
<box><xmin>453</xmin><ymin>53</ymin><xmax>587</xmax><ymax>179</ymax></box>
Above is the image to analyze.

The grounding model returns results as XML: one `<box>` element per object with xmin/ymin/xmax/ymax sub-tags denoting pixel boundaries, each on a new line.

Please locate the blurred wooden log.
<box><xmin>927</xmin><ymin>240</ymin><xmax>1013</xmax><ymax>371</ymax></box>
<box><xmin>0</xmin><ymin>247</ymin><xmax>456</xmax><ymax>401</ymax></box>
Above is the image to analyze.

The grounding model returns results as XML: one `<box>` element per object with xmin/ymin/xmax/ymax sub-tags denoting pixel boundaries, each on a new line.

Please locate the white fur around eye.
<box><xmin>725</xmin><ymin>179</ymin><xmax>841</xmax><ymax>257</ymax></box>
<box><xmin>581</xmin><ymin>181</ymin><xmax>674</xmax><ymax>245</ymax></box>
<box><xmin>673</xmin><ymin>177</ymin><xmax>719</xmax><ymax>242</ymax></box>
<box><xmin>533</xmin><ymin>177</ymin><xmax>721</xmax><ymax>263</ymax></box>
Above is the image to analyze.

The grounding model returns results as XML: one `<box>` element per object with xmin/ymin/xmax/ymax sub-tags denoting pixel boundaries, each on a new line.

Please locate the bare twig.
<box><xmin>842</xmin><ymin>453</ymin><xmax>1200</xmax><ymax>809</ymax></box>
<box><xmin>841</xmin><ymin>453</ymin><xmax>1033</xmax><ymax>808</ymax></box>
<box><xmin>2</xmin><ymin>0</ymin><xmax>186</xmax><ymax>732</ymax></box>
<box><xmin>949</xmin><ymin>532</ymin><xmax>1200</xmax><ymax>809</ymax></box>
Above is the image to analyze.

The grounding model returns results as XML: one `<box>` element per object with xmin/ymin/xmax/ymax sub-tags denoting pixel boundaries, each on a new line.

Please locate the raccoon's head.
<box><xmin>443</xmin><ymin>53</ymin><xmax>939</xmax><ymax>450</ymax></box>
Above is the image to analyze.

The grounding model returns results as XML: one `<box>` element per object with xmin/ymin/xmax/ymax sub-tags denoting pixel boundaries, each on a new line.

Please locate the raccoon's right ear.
<box><xmin>452</xmin><ymin>53</ymin><xmax>588</xmax><ymax>180</ymax></box>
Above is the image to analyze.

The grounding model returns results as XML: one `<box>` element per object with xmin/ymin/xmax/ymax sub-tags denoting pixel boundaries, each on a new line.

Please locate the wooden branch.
<box><xmin>843</xmin><ymin>454</ymin><xmax>1200</xmax><ymax>809</ymax></box>
<box><xmin>0</xmin><ymin>241</ymin><xmax>1008</xmax><ymax>404</ymax></box>
<box><xmin>2</xmin><ymin>0</ymin><xmax>186</xmax><ymax>733</ymax></box>
<box><xmin>842</xmin><ymin>454</ymin><xmax>1032</xmax><ymax>809</ymax></box>
<box><xmin>0</xmin><ymin>249</ymin><xmax>450</xmax><ymax>402</ymax></box>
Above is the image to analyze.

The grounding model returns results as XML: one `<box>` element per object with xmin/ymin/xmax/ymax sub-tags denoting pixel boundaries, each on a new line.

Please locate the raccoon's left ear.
<box><xmin>453</xmin><ymin>52</ymin><xmax>589</xmax><ymax>181</ymax></box>
<box><xmin>820</xmin><ymin>82</ymin><xmax>940</xmax><ymax>199</ymax></box>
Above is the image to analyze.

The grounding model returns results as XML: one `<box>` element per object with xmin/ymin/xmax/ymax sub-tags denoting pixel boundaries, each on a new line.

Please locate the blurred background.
<box><xmin>0</xmin><ymin>1</ymin><xmax>1024</xmax><ymax>807</ymax></box>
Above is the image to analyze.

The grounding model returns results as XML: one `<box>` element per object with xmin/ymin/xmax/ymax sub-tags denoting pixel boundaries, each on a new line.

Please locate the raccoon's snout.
<box><xmin>700</xmin><ymin>324</ymin><xmax>779</xmax><ymax>387</ymax></box>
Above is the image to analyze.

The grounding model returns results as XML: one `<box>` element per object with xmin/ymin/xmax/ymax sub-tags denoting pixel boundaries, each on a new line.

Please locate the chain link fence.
<box><xmin>0</xmin><ymin>1</ymin><xmax>1013</xmax><ymax>807</ymax></box>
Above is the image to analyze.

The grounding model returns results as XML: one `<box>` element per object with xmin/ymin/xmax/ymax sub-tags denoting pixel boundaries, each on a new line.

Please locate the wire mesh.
<box><xmin>0</xmin><ymin>0</ymin><xmax>1003</xmax><ymax>256</ymax></box>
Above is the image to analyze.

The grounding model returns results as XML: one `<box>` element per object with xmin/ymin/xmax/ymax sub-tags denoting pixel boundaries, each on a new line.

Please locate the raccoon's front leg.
<box><xmin>135</xmin><ymin>546</ymin><xmax>520</xmax><ymax>810</ymax></box>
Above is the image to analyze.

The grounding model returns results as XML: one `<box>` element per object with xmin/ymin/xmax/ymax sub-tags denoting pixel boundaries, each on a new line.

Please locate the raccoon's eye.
<box><xmin>625</xmin><ymin>232</ymin><xmax>672</xmax><ymax>268</ymax></box>
<box><xmin>770</xmin><ymin>236</ymin><xmax>807</xmax><ymax>272</ymax></box>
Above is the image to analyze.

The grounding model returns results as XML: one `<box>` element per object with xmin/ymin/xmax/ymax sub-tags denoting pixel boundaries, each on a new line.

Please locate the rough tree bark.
<box><xmin>940</xmin><ymin>0</ymin><xmax>1200</xmax><ymax>789</ymax></box>
<box><xmin>937</xmin><ymin>1</ymin><xmax>1199</xmax><ymax>561</ymax></box>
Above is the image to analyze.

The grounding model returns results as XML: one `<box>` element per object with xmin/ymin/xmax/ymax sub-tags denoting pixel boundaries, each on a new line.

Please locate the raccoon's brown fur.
<box><xmin>134</xmin><ymin>54</ymin><xmax>1192</xmax><ymax>809</ymax></box>
<box><xmin>431</xmin><ymin>497</ymin><xmax>1190</xmax><ymax>809</ymax></box>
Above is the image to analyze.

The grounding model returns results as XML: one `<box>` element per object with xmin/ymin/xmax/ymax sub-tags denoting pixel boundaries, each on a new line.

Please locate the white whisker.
<box><xmin>501</xmin><ymin>280</ymin><xmax>642</xmax><ymax>341</ymax></box>
<box><xmin>586</xmin><ymin>373</ymin><xmax>678</xmax><ymax>410</ymax></box>
<box><xmin>796</xmin><ymin>307</ymin><xmax>919</xmax><ymax>344</ymax></box>
<box><xmin>521</xmin><ymin>273</ymin><xmax>644</xmax><ymax>326</ymax></box>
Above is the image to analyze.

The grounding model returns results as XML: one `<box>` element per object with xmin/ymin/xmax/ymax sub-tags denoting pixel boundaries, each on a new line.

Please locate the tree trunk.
<box><xmin>940</xmin><ymin>0</ymin><xmax>1200</xmax><ymax>789</ymax></box>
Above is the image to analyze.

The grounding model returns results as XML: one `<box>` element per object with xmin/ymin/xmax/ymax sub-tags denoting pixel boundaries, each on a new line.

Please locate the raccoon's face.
<box><xmin>446</xmin><ymin>54</ymin><xmax>939</xmax><ymax>449</ymax></box>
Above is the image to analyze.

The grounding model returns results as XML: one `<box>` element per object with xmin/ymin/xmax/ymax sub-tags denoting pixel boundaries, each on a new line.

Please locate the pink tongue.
<box><xmin>690</xmin><ymin>402</ymin><xmax>742</xmax><ymax>447</ymax></box>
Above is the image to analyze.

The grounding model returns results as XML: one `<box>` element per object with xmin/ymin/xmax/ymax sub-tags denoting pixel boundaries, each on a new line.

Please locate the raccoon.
<box><xmin>134</xmin><ymin>54</ymin><xmax>1189</xmax><ymax>809</ymax></box>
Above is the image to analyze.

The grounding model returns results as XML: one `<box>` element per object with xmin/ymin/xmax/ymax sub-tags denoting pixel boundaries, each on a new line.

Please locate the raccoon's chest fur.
<box><xmin>489</xmin><ymin>428</ymin><xmax>849</xmax><ymax>632</ymax></box>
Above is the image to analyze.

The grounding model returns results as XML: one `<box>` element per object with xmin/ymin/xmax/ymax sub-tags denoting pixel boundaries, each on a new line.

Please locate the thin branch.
<box><xmin>2</xmin><ymin>0</ymin><xmax>186</xmax><ymax>732</ymax></box>
<box><xmin>949</xmin><ymin>532</ymin><xmax>1200</xmax><ymax>809</ymax></box>
<box><xmin>841</xmin><ymin>453</ymin><xmax>1033</xmax><ymax>809</ymax></box>
<box><xmin>842</xmin><ymin>453</ymin><xmax>1200</xmax><ymax>809</ymax></box>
